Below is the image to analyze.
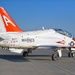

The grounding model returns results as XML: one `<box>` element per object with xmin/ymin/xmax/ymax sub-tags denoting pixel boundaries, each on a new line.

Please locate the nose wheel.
<box><xmin>68</xmin><ymin>52</ymin><xmax>74</xmax><ymax>57</ymax></box>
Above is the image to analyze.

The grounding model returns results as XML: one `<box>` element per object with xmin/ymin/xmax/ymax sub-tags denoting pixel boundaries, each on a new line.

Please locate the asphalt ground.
<box><xmin>0</xmin><ymin>48</ymin><xmax>75</xmax><ymax>75</ymax></box>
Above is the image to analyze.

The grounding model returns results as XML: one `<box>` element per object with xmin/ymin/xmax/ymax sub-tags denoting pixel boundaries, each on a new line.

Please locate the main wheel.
<box><xmin>52</xmin><ymin>53</ymin><xmax>59</xmax><ymax>61</ymax></box>
<box><xmin>68</xmin><ymin>52</ymin><xmax>74</xmax><ymax>57</ymax></box>
<box><xmin>23</xmin><ymin>51</ymin><xmax>28</xmax><ymax>57</ymax></box>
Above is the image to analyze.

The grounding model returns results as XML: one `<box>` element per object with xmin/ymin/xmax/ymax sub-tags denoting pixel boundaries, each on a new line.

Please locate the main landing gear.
<box><xmin>52</xmin><ymin>49</ymin><xmax>62</xmax><ymax>61</ymax></box>
<box><xmin>52</xmin><ymin>53</ymin><xmax>59</xmax><ymax>61</ymax></box>
<box><xmin>22</xmin><ymin>48</ymin><xmax>32</xmax><ymax>57</ymax></box>
<box><xmin>23</xmin><ymin>51</ymin><xmax>28</xmax><ymax>57</ymax></box>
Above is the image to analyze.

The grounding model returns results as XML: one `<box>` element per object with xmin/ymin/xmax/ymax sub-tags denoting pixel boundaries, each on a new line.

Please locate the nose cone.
<box><xmin>72</xmin><ymin>38</ymin><xmax>75</xmax><ymax>42</ymax></box>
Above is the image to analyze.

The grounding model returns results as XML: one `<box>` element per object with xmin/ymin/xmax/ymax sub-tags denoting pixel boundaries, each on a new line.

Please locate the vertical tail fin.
<box><xmin>0</xmin><ymin>7</ymin><xmax>23</xmax><ymax>32</ymax></box>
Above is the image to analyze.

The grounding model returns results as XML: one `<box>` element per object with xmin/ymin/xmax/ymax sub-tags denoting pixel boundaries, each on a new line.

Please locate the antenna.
<box><xmin>42</xmin><ymin>27</ymin><xmax>44</xmax><ymax>30</ymax></box>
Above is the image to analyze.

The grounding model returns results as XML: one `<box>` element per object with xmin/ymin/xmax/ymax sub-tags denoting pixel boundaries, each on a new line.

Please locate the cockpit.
<box><xmin>54</xmin><ymin>29</ymin><xmax>73</xmax><ymax>38</ymax></box>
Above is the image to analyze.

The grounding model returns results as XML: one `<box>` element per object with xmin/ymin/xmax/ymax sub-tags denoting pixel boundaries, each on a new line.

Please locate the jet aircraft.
<box><xmin>0</xmin><ymin>7</ymin><xmax>75</xmax><ymax>60</ymax></box>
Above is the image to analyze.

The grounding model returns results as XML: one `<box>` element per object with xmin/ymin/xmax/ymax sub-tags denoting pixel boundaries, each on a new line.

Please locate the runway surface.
<box><xmin>0</xmin><ymin>48</ymin><xmax>75</xmax><ymax>75</ymax></box>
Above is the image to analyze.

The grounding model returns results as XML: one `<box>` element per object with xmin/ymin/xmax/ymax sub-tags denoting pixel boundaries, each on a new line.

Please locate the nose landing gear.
<box><xmin>68</xmin><ymin>52</ymin><xmax>74</xmax><ymax>57</ymax></box>
<box><xmin>68</xmin><ymin>48</ymin><xmax>75</xmax><ymax>57</ymax></box>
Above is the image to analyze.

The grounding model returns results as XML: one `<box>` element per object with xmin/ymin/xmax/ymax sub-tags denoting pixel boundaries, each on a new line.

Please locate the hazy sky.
<box><xmin>0</xmin><ymin>0</ymin><xmax>75</xmax><ymax>36</ymax></box>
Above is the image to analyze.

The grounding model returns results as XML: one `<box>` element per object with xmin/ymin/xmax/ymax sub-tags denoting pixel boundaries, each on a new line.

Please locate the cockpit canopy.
<box><xmin>54</xmin><ymin>29</ymin><xmax>73</xmax><ymax>38</ymax></box>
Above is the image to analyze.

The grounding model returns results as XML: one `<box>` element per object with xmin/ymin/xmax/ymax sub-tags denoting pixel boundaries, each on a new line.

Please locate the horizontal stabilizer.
<box><xmin>9</xmin><ymin>48</ymin><xmax>23</xmax><ymax>54</ymax></box>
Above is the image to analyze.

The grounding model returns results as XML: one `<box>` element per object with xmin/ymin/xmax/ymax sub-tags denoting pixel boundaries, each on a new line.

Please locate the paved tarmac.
<box><xmin>0</xmin><ymin>48</ymin><xmax>75</xmax><ymax>75</ymax></box>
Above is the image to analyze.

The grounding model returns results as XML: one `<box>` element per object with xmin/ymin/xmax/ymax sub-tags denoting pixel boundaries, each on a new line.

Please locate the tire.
<box><xmin>68</xmin><ymin>52</ymin><xmax>74</xmax><ymax>57</ymax></box>
<box><xmin>5</xmin><ymin>47</ymin><xmax>9</xmax><ymax>50</ymax></box>
<box><xmin>52</xmin><ymin>53</ymin><xmax>59</xmax><ymax>61</ymax></box>
<box><xmin>23</xmin><ymin>51</ymin><xmax>28</xmax><ymax>57</ymax></box>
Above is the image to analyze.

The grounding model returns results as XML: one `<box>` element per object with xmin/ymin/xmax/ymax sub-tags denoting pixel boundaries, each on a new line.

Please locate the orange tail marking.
<box><xmin>0</xmin><ymin>7</ymin><xmax>23</xmax><ymax>32</ymax></box>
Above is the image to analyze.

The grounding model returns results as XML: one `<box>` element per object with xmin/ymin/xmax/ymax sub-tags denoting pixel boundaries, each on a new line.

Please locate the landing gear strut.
<box><xmin>52</xmin><ymin>49</ymin><xmax>62</xmax><ymax>61</ymax></box>
<box><xmin>23</xmin><ymin>51</ymin><xmax>28</xmax><ymax>57</ymax></box>
<box><xmin>68</xmin><ymin>48</ymin><xmax>75</xmax><ymax>57</ymax></box>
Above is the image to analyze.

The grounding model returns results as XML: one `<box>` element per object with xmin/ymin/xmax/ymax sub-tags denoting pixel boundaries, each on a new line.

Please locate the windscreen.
<box><xmin>54</xmin><ymin>29</ymin><xmax>73</xmax><ymax>38</ymax></box>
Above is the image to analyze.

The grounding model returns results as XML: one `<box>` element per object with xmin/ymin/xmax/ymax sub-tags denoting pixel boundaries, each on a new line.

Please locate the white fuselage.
<box><xmin>0</xmin><ymin>29</ymin><xmax>73</xmax><ymax>49</ymax></box>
